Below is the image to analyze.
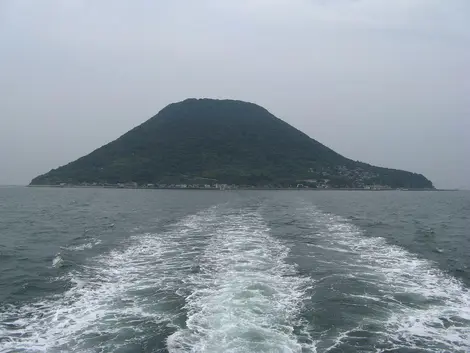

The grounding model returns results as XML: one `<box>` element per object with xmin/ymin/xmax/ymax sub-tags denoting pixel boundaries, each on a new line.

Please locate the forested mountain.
<box><xmin>30</xmin><ymin>99</ymin><xmax>433</xmax><ymax>189</ymax></box>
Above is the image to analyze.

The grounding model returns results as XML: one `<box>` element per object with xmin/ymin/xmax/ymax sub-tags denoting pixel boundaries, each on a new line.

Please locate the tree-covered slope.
<box><xmin>30</xmin><ymin>98</ymin><xmax>433</xmax><ymax>188</ymax></box>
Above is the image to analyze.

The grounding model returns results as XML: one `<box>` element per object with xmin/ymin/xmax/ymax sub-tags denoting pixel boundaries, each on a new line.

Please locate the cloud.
<box><xmin>208</xmin><ymin>0</ymin><xmax>469</xmax><ymax>36</ymax></box>
<box><xmin>0</xmin><ymin>0</ymin><xmax>469</xmax><ymax>187</ymax></box>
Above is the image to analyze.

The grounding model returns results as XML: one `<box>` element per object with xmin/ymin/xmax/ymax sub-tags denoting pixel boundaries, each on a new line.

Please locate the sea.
<box><xmin>0</xmin><ymin>186</ymin><xmax>469</xmax><ymax>353</ymax></box>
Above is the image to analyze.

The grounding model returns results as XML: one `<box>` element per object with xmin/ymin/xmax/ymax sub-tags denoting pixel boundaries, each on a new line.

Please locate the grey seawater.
<box><xmin>0</xmin><ymin>187</ymin><xmax>469</xmax><ymax>352</ymax></box>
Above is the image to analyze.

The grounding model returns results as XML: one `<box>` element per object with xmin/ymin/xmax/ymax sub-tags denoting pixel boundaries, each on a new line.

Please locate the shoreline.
<box><xmin>26</xmin><ymin>185</ymin><xmax>453</xmax><ymax>192</ymax></box>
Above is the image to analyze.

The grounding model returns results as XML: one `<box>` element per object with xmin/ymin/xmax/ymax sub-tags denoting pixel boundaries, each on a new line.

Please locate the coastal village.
<box><xmin>52</xmin><ymin>182</ymin><xmax>397</xmax><ymax>190</ymax></box>
<box><xmin>47</xmin><ymin>165</ymin><xmax>405</xmax><ymax>190</ymax></box>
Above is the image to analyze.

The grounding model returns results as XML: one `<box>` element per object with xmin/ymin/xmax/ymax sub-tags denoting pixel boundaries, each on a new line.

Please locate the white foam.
<box><xmin>168</xmin><ymin>210</ymin><xmax>315</xmax><ymax>353</ymax></box>
<box><xmin>304</xmin><ymin>206</ymin><xmax>470</xmax><ymax>352</ymax></box>
<box><xmin>62</xmin><ymin>239</ymin><xmax>102</xmax><ymax>252</ymax></box>
<box><xmin>0</xmin><ymin>209</ymin><xmax>217</xmax><ymax>353</ymax></box>
<box><xmin>51</xmin><ymin>254</ymin><xmax>64</xmax><ymax>268</ymax></box>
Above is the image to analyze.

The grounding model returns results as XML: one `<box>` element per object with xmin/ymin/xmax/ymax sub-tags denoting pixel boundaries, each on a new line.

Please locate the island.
<box><xmin>30</xmin><ymin>98</ymin><xmax>434</xmax><ymax>190</ymax></box>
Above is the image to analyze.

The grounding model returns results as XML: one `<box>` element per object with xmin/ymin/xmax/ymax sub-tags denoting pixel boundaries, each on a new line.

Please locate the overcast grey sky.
<box><xmin>1</xmin><ymin>0</ymin><xmax>469</xmax><ymax>188</ymax></box>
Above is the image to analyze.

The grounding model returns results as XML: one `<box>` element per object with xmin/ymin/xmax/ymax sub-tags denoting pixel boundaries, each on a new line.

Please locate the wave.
<box><xmin>51</xmin><ymin>254</ymin><xmax>64</xmax><ymax>268</ymax></box>
<box><xmin>61</xmin><ymin>239</ymin><xmax>102</xmax><ymax>252</ymax></box>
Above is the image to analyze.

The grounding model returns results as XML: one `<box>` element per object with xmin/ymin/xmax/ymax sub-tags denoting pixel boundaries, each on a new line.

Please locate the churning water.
<box><xmin>1</xmin><ymin>188</ymin><xmax>469</xmax><ymax>352</ymax></box>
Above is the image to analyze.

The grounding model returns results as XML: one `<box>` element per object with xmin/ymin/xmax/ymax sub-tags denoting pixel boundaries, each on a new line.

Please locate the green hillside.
<box><xmin>30</xmin><ymin>98</ymin><xmax>433</xmax><ymax>189</ymax></box>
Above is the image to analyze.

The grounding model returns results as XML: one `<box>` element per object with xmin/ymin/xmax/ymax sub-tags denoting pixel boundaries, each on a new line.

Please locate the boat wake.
<box><xmin>300</xmin><ymin>205</ymin><xmax>470</xmax><ymax>352</ymax></box>
<box><xmin>2</xmin><ymin>200</ymin><xmax>469</xmax><ymax>353</ymax></box>
<box><xmin>168</xmin><ymin>209</ymin><xmax>314</xmax><ymax>353</ymax></box>
<box><xmin>0</xmin><ymin>209</ymin><xmax>217</xmax><ymax>352</ymax></box>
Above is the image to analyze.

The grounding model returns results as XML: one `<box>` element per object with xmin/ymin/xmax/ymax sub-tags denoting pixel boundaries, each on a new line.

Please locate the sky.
<box><xmin>1</xmin><ymin>0</ymin><xmax>469</xmax><ymax>188</ymax></box>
